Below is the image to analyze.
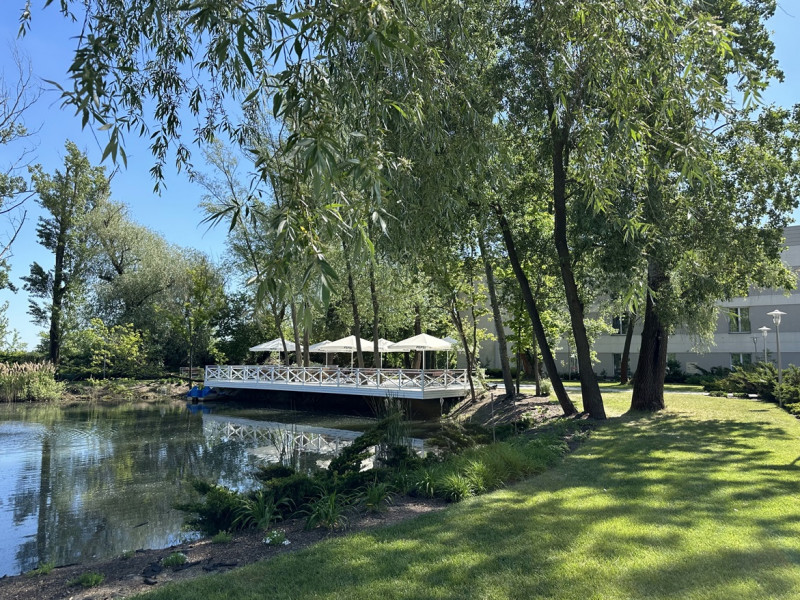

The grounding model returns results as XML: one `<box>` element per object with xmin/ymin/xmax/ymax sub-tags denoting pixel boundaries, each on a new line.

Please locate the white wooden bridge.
<box><xmin>204</xmin><ymin>365</ymin><xmax>470</xmax><ymax>400</ymax></box>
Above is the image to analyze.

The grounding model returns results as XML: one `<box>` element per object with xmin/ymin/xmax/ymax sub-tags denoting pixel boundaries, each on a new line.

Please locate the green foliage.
<box><xmin>721</xmin><ymin>363</ymin><xmax>777</xmax><ymax>402</ymax></box>
<box><xmin>411</xmin><ymin>435</ymin><xmax>570</xmax><ymax>503</ymax></box>
<box><xmin>261</xmin><ymin>472</ymin><xmax>318</xmax><ymax>513</ymax></box>
<box><xmin>67</xmin><ymin>572</ymin><xmax>105</xmax><ymax>588</ymax></box>
<box><xmin>778</xmin><ymin>365</ymin><xmax>800</xmax><ymax>407</ymax></box>
<box><xmin>357</xmin><ymin>480</ymin><xmax>395</xmax><ymax>514</ymax></box>
<box><xmin>439</xmin><ymin>473</ymin><xmax>474</xmax><ymax>503</ymax></box>
<box><xmin>211</xmin><ymin>531</ymin><xmax>233</xmax><ymax>544</ymax></box>
<box><xmin>303</xmin><ymin>489</ymin><xmax>352</xmax><ymax>531</ymax></box>
<box><xmin>263</xmin><ymin>530</ymin><xmax>289</xmax><ymax>546</ymax></box>
<box><xmin>177</xmin><ymin>481</ymin><xmax>242</xmax><ymax>535</ymax></box>
<box><xmin>664</xmin><ymin>358</ymin><xmax>687</xmax><ymax>384</ymax></box>
<box><xmin>0</xmin><ymin>362</ymin><xmax>64</xmax><ymax>402</ymax></box>
<box><xmin>25</xmin><ymin>562</ymin><xmax>54</xmax><ymax>577</ymax></box>
<box><xmin>162</xmin><ymin>552</ymin><xmax>188</xmax><ymax>568</ymax></box>
<box><xmin>233</xmin><ymin>491</ymin><xmax>291</xmax><ymax>531</ymax></box>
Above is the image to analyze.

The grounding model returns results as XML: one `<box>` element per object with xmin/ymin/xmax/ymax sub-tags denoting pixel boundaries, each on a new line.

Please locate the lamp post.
<box><xmin>759</xmin><ymin>326</ymin><xmax>770</xmax><ymax>364</ymax></box>
<box><xmin>767</xmin><ymin>310</ymin><xmax>786</xmax><ymax>408</ymax></box>
<box><xmin>751</xmin><ymin>336</ymin><xmax>758</xmax><ymax>363</ymax></box>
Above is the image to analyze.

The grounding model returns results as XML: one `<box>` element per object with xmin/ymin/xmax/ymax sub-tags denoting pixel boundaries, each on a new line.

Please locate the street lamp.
<box><xmin>767</xmin><ymin>310</ymin><xmax>786</xmax><ymax>408</ymax></box>
<box><xmin>751</xmin><ymin>335</ymin><xmax>758</xmax><ymax>362</ymax></box>
<box><xmin>758</xmin><ymin>326</ymin><xmax>770</xmax><ymax>364</ymax></box>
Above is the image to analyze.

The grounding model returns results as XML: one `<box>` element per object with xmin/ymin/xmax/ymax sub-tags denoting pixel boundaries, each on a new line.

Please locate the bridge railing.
<box><xmin>204</xmin><ymin>365</ymin><xmax>469</xmax><ymax>391</ymax></box>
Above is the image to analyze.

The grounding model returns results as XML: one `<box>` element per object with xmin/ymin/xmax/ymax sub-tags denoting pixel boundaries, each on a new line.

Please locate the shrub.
<box><xmin>438</xmin><ymin>473</ymin><xmax>474</xmax><ymax>502</ymax></box>
<box><xmin>722</xmin><ymin>363</ymin><xmax>777</xmax><ymax>401</ymax></box>
<box><xmin>265</xmin><ymin>472</ymin><xmax>318</xmax><ymax>514</ymax></box>
<box><xmin>67</xmin><ymin>572</ymin><xmax>105</xmax><ymax>588</ymax></box>
<box><xmin>176</xmin><ymin>481</ymin><xmax>242</xmax><ymax>535</ymax></box>
<box><xmin>211</xmin><ymin>531</ymin><xmax>233</xmax><ymax>544</ymax></box>
<box><xmin>539</xmin><ymin>380</ymin><xmax>551</xmax><ymax>396</ymax></box>
<box><xmin>162</xmin><ymin>552</ymin><xmax>187</xmax><ymax>568</ymax></box>
<box><xmin>664</xmin><ymin>358</ymin><xmax>687</xmax><ymax>383</ymax></box>
<box><xmin>25</xmin><ymin>562</ymin><xmax>54</xmax><ymax>577</ymax></box>
<box><xmin>233</xmin><ymin>491</ymin><xmax>291</xmax><ymax>531</ymax></box>
<box><xmin>358</xmin><ymin>480</ymin><xmax>395</xmax><ymax>513</ymax></box>
<box><xmin>303</xmin><ymin>489</ymin><xmax>352</xmax><ymax>530</ymax></box>
<box><xmin>263</xmin><ymin>530</ymin><xmax>290</xmax><ymax>546</ymax></box>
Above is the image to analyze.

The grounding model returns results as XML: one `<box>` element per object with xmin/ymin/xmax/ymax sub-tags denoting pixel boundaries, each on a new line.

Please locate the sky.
<box><xmin>0</xmin><ymin>2</ymin><xmax>799</xmax><ymax>348</ymax></box>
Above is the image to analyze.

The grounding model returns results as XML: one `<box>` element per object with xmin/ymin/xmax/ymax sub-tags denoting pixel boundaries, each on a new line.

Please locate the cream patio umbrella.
<box><xmin>308</xmin><ymin>340</ymin><xmax>332</xmax><ymax>365</ymax></box>
<box><xmin>376</xmin><ymin>338</ymin><xmax>396</xmax><ymax>369</ymax></box>
<box><xmin>317</xmin><ymin>336</ymin><xmax>376</xmax><ymax>367</ymax></box>
<box><xmin>249</xmin><ymin>338</ymin><xmax>298</xmax><ymax>352</ymax></box>
<box><xmin>386</xmin><ymin>333</ymin><xmax>453</xmax><ymax>371</ymax></box>
<box><xmin>249</xmin><ymin>338</ymin><xmax>299</xmax><ymax>364</ymax></box>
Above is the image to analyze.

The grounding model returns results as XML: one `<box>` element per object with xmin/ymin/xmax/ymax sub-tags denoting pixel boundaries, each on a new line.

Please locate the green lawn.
<box><xmin>138</xmin><ymin>394</ymin><xmax>800</xmax><ymax>599</ymax></box>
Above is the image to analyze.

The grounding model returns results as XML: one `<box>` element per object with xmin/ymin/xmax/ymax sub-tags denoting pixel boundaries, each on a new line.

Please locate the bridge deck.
<box><xmin>204</xmin><ymin>365</ymin><xmax>470</xmax><ymax>400</ymax></box>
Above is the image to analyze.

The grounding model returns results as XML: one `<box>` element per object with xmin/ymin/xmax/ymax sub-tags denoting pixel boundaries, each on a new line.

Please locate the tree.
<box><xmin>0</xmin><ymin>47</ymin><xmax>41</xmax><ymax>289</ymax></box>
<box><xmin>22</xmin><ymin>142</ymin><xmax>108</xmax><ymax>365</ymax></box>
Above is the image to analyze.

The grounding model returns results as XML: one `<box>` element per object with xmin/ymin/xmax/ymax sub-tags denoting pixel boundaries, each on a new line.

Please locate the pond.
<box><xmin>0</xmin><ymin>401</ymin><xmax>383</xmax><ymax>577</ymax></box>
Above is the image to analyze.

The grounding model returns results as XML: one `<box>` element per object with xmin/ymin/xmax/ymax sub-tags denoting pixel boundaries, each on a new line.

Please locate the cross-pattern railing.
<box><xmin>204</xmin><ymin>365</ymin><xmax>469</xmax><ymax>392</ymax></box>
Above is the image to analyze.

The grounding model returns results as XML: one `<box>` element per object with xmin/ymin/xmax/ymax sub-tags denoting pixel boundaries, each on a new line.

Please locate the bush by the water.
<box><xmin>0</xmin><ymin>362</ymin><xmax>64</xmax><ymax>402</ymax></box>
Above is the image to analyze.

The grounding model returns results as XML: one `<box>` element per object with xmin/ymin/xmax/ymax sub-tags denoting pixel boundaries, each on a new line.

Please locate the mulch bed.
<box><xmin>0</xmin><ymin>497</ymin><xmax>447</xmax><ymax>600</ymax></box>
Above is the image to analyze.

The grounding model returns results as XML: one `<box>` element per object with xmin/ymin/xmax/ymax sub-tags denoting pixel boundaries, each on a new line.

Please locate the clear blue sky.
<box><xmin>0</xmin><ymin>3</ymin><xmax>799</xmax><ymax>348</ymax></box>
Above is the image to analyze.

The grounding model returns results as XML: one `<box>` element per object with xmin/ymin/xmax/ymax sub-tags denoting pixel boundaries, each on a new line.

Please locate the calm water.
<box><xmin>0</xmin><ymin>402</ymin><xmax>377</xmax><ymax>577</ymax></box>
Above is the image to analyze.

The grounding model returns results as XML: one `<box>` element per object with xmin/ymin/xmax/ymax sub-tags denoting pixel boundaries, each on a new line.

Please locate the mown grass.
<box><xmin>137</xmin><ymin>393</ymin><xmax>800</xmax><ymax>600</ymax></box>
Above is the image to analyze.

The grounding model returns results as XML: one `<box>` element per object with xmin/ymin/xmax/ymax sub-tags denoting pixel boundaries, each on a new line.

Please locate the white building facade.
<box><xmin>480</xmin><ymin>226</ymin><xmax>800</xmax><ymax>377</ymax></box>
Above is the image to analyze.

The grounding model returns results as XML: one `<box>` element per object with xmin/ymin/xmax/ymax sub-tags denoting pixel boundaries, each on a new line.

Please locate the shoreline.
<box><xmin>0</xmin><ymin>496</ymin><xmax>448</xmax><ymax>600</ymax></box>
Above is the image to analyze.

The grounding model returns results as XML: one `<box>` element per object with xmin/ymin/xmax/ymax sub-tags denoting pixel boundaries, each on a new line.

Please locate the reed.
<box><xmin>0</xmin><ymin>362</ymin><xmax>64</xmax><ymax>402</ymax></box>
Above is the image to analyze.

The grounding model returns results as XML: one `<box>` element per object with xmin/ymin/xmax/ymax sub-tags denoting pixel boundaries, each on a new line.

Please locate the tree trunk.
<box><xmin>550</xmin><ymin>124</ymin><xmax>605</xmax><ymax>419</ymax></box>
<box><xmin>494</xmin><ymin>204</ymin><xmax>577</xmax><ymax>416</ymax></box>
<box><xmin>412</xmin><ymin>304</ymin><xmax>422</xmax><ymax>369</ymax></box>
<box><xmin>49</xmin><ymin>230</ymin><xmax>67</xmax><ymax>366</ymax></box>
<box><xmin>343</xmin><ymin>242</ymin><xmax>364</xmax><ymax>368</ymax></box>
<box><xmin>272</xmin><ymin>303</ymin><xmax>289</xmax><ymax>366</ymax></box>
<box><xmin>369</xmin><ymin>262</ymin><xmax>381</xmax><ymax>368</ymax></box>
<box><xmin>289</xmin><ymin>299</ymin><xmax>302</xmax><ymax>367</ymax></box>
<box><xmin>302</xmin><ymin>326</ymin><xmax>310</xmax><ymax>367</ymax></box>
<box><xmin>451</xmin><ymin>301</ymin><xmax>477</xmax><ymax>404</ymax></box>
<box><xmin>532</xmin><ymin>338</ymin><xmax>542</xmax><ymax>396</ymax></box>
<box><xmin>631</xmin><ymin>263</ymin><xmax>669</xmax><ymax>411</ymax></box>
<box><xmin>620</xmin><ymin>312</ymin><xmax>636</xmax><ymax>385</ymax></box>
<box><xmin>478</xmin><ymin>234</ymin><xmax>514</xmax><ymax>398</ymax></box>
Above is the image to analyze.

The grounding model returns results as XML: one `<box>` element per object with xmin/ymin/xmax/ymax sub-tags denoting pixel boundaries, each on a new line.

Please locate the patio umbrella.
<box><xmin>249</xmin><ymin>338</ymin><xmax>298</xmax><ymax>352</ymax></box>
<box><xmin>376</xmin><ymin>338</ymin><xmax>396</xmax><ymax>369</ymax></box>
<box><xmin>249</xmin><ymin>338</ymin><xmax>299</xmax><ymax>365</ymax></box>
<box><xmin>317</xmin><ymin>336</ymin><xmax>375</xmax><ymax>367</ymax></box>
<box><xmin>308</xmin><ymin>340</ymin><xmax>332</xmax><ymax>365</ymax></box>
<box><xmin>387</xmin><ymin>334</ymin><xmax>453</xmax><ymax>371</ymax></box>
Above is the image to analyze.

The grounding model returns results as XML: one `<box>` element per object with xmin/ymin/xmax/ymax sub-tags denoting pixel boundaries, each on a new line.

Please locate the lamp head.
<box><xmin>759</xmin><ymin>325</ymin><xmax>770</xmax><ymax>338</ymax></box>
<box><xmin>767</xmin><ymin>309</ymin><xmax>786</xmax><ymax>326</ymax></box>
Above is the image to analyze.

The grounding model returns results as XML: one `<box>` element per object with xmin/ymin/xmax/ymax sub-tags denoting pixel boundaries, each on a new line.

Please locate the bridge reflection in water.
<box><xmin>201</xmin><ymin>414</ymin><xmax>425</xmax><ymax>470</ymax></box>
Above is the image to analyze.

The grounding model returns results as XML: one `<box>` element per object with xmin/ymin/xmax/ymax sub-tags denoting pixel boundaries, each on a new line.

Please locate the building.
<box><xmin>480</xmin><ymin>226</ymin><xmax>800</xmax><ymax>377</ymax></box>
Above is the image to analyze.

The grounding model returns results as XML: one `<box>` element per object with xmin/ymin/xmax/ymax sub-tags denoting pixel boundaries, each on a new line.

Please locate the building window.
<box><xmin>611</xmin><ymin>314</ymin><xmax>629</xmax><ymax>335</ymax></box>
<box><xmin>613</xmin><ymin>353</ymin><xmax>622</xmax><ymax>376</ymax></box>
<box><xmin>731</xmin><ymin>353</ymin><xmax>752</xmax><ymax>368</ymax></box>
<box><xmin>727</xmin><ymin>307</ymin><xmax>751</xmax><ymax>333</ymax></box>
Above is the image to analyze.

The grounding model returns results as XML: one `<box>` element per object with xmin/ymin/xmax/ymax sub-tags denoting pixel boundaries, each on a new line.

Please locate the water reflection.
<box><xmin>1</xmin><ymin>402</ymin><xmax>361</xmax><ymax>577</ymax></box>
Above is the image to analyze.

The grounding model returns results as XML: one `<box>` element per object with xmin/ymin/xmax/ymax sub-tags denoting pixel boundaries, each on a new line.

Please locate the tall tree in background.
<box><xmin>23</xmin><ymin>142</ymin><xmax>108</xmax><ymax>364</ymax></box>
<box><xmin>0</xmin><ymin>47</ymin><xmax>41</xmax><ymax>289</ymax></box>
